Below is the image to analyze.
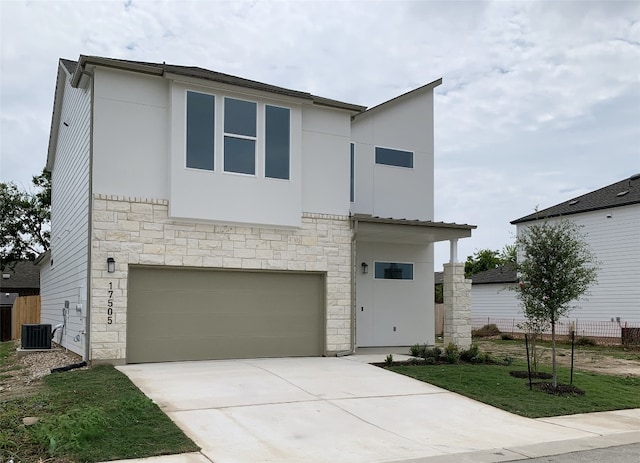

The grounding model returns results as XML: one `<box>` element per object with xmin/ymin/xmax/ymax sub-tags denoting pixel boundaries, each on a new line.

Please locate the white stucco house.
<box><xmin>471</xmin><ymin>175</ymin><xmax>640</xmax><ymax>336</ymax></box>
<box><xmin>39</xmin><ymin>55</ymin><xmax>474</xmax><ymax>364</ymax></box>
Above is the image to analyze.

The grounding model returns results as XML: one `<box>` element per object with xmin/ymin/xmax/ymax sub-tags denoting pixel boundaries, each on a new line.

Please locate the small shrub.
<box><xmin>472</xmin><ymin>324</ymin><xmax>501</xmax><ymax>338</ymax></box>
<box><xmin>422</xmin><ymin>346</ymin><xmax>442</xmax><ymax>362</ymax></box>
<box><xmin>501</xmin><ymin>333</ymin><xmax>514</xmax><ymax>341</ymax></box>
<box><xmin>576</xmin><ymin>337</ymin><xmax>596</xmax><ymax>346</ymax></box>
<box><xmin>385</xmin><ymin>354</ymin><xmax>394</xmax><ymax>366</ymax></box>
<box><xmin>409</xmin><ymin>343</ymin><xmax>427</xmax><ymax>357</ymax></box>
<box><xmin>444</xmin><ymin>342</ymin><xmax>460</xmax><ymax>363</ymax></box>
<box><xmin>460</xmin><ymin>344</ymin><xmax>480</xmax><ymax>363</ymax></box>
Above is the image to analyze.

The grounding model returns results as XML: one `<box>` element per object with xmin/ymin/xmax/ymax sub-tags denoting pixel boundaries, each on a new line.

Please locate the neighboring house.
<box><xmin>0</xmin><ymin>261</ymin><xmax>41</xmax><ymax>296</ymax></box>
<box><xmin>471</xmin><ymin>175</ymin><xmax>640</xmax><ymax>331</ymax></box>
<box><xmin>40</xmin><ymin>55</ymin><xmax>474</xmax><ymax>364</ymax></box>
<box><xmin>470</xmin><ymin>265</ymin><xmax>518</xmax><ymax>323</ymax></box>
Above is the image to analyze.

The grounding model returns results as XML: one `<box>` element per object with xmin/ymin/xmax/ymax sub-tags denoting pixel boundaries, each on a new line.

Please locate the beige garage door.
<box><xmin>127</xmin><ymin>266</ymin><xmax>325</xmax><ymax>363</ymax></box>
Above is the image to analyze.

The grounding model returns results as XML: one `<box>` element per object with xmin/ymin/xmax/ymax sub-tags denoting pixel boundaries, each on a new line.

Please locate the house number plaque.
<box><xmin>107</xmin><ymin>282</ymin><xmax>114</xmax><ymax>324</ymax></box>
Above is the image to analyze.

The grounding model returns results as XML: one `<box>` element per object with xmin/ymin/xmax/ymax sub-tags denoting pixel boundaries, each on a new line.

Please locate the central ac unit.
<box><xmin>21</xmin><ymin>324</ymin><xmax>52</xmax><ymax>349</ymax></box>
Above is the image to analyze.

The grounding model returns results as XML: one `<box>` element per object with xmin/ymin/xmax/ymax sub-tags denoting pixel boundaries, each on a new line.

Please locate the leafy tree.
<box><xmin>0</xmin><ymin>170</ymin><xmax>51</xmax><ymax>268</ymax></box>
<box><xmin>464</xmin><ymin>249</ymin><xmax>503</xmax><ymax>277</ymax></box>
<box><xmin>515</xmin><ymin>220</ymin><xmax>598</xmax><ymax>387</ymax></box>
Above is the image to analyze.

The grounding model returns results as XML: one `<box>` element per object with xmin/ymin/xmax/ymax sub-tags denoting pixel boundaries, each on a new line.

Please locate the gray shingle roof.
<box><xmin>511</xmin><ymin>174</ymin><xmax>640</xmax><ymax>224</ymax></box>
<box><xmin>470</xmin><ymin>264</ymin><xmax>517</xmax><ymax>285</ymax></box>
<box><xmin>0</xmin><ymin>261</ymin><xmax>40</xmax><ymax>290</ymax></box>
<box><xmin>64</xmin><ymin>56</ymin><xmax>367</xmax><ymax>113</ymax></box>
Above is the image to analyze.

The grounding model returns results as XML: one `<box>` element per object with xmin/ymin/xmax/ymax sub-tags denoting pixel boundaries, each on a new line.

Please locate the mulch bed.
<box><xmin>510</xmin><ymin>370</ymin><xmax>553</xmax><ymax>379</ymax></box>
<box><xmin>533</xmin><ymin>382</ymin><xmax>585</xmax><ymax>396</ymax></box>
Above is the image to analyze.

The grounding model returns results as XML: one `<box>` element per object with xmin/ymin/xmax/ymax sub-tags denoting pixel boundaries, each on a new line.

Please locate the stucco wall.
<box><xmin>89</xmin><ymin>195</ymin><xmax>352</xmax><ymax>362</ymax></box>
<box><xmin>350</xmin><ymin>89</ymin><xmax>435</xmax><ymax>221</ymax></box>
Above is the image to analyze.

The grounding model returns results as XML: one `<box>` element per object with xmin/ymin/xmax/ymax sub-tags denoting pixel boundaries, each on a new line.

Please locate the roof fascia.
<box><xmin>45</xmin><ymin>62</ymin><xmax>71</xmax><ymax>172</ymax></box>
<box><xmin>71</xmin><ymin>55</ymin><xmax>163</xmax><ymax>88</ymax></box>
<box><xmin>511</xmin><ymin>200</ymin><xmax>640</xmax><ymax>224</ymax></box>
<box><xmin>165</xmin><ymin>73</ymin><xmax>313</xmax><ymax>105</ymax></box>
<box><xmin>352</xmin><ymin>78</ymin><xmax>443</xmax><ymax>122</ymax></box>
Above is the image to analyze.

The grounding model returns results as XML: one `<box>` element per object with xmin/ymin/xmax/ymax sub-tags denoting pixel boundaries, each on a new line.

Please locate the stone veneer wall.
<box><xmin>90</xmin><ymin>194</ymin><xmax>352</xmax><ymax>362</ymax></box>
<box><xmin>443</xmin><ymin>263</ymin><xmax>472</xmax><ymax>349</ymax></box>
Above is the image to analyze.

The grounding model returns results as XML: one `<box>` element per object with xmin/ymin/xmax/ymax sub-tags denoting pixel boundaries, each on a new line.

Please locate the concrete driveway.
<box><xmin>117</xmin><ymin>356</ymin><xmax>640</xmax><ymax>463</ymax></box>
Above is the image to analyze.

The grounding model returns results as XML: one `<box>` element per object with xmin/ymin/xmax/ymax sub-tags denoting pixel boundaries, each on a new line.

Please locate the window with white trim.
<box><xmin>265</xmin><ymin>105</ymin><xmax>290</xmax><ymax>180</ymax></box>
<box><xmin>224</xmin><ymin>97</ymin><xmax>257</xmax><ymax>175</ymax></box>
<box><xmin>186</xmin><ymin>91</ymin><xmax>215</xmax><ymax>170</ymax></box>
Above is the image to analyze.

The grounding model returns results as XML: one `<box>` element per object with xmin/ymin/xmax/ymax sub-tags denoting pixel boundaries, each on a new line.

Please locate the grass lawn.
<box><xmin>390</xmin><ymin>361</ymin><xmax>640</xmax><ymax>418</ymax></box>
<box><xmin>1</xmin><ymin>362</ymin><xmax>199</xmax><ymax>462</ymax></box>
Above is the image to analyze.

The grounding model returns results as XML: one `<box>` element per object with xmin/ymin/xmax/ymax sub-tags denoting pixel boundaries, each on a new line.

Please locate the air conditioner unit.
<box><xmin>21</xmin><ymin>324</ymin><xmax>52</xmax><ymax>350</ymax></box>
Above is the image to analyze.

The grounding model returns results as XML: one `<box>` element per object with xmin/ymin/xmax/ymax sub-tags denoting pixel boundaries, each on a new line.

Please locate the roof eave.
<box><xmin>352</xmin><ymin>78</ymin><xmax>443</xmax><ymax>122</ymax></box>
<box><xmin>45</xmin><ymin>62</ymin><xmax>71</xmax><ymax>172</ymax></box>
<box><xmin>511</xmin><ymin>200</ymin><xmax>640</xmax><ymax>224</ymax></box>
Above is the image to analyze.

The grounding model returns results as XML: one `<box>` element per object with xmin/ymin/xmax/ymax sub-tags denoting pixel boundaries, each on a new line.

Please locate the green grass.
<box><xmin>0</xmin><ymin>361</ymin><xmax>199</xmax><ymax>462</ymax></box>
<box><xmin>389</xmin><ymin>361</ymin><xmax>640</xmax><ymax>418</ymax></box>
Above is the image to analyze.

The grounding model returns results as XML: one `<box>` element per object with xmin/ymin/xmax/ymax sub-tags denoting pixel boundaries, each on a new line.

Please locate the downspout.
<box><xmin>350</xmin><ymin>218</ymin><xmax>358</xmax><ymax>354</ymax></box>
<box><xmin>84</xmin><ymin>70</ymin><xmax>95</xmax><ymax>363</ymax></box>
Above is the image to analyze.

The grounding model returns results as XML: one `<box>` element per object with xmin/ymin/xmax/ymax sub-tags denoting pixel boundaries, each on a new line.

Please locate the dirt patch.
<box><xmin>0</xmin><ymin>340</ymin><xmax>85</xmax><ymax>401</ymax></box>
<box><xmin>475</xmin><ymin>339</ymin><xmax>640</xmax><ymax>377</ymax></box>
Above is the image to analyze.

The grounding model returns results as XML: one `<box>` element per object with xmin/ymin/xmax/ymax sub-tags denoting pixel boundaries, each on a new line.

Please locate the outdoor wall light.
<box><xmin>107</xmin><ymin>257</ymin><xmax>116</xmax><ymax>273</ymax></box>
<box><xmin>361</xmin><ymin>262</ymin><xmax>369</xmax><ymax>274</ymax></box>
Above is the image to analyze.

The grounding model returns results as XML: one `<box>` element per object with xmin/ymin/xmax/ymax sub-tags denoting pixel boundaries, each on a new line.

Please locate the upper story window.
<box><xmin>265</xmin><ymin>105</ymin><xmax>290</xmax><ymax>180</ymax></box>
<box><xmin>374</xmin><ymin>262</ymin><xmax>414</xmax><ymax>280</ymax></box>
<box><xmin>375</xmin><ymin>146</ymin><xmax>413</xmax><ymax>168</ymax></box>
<box><xmin>184</xmin><ymin>91</ymin><xmax>291</xmax><ymax>180</ymax></box>
<box><xmin>186</xmin><ymin>91</ymin><xmax>215</xmax><ymax>170</ymax></box>
<box><xmin>224</xmin><ymin>97</ymin><xmax>257</xmax><ymax>175</ymax></box>
<box><xmin>350</xmin><ymin>143</ymin><xmax>355</xmax><ymax>202</ymax></box>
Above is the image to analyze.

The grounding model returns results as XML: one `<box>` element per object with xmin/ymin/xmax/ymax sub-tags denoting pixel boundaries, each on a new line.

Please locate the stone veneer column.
<box><xmin>443</xmin><ymin>263</ymin><xmax>472</xmax><ymax>349</ymax></box>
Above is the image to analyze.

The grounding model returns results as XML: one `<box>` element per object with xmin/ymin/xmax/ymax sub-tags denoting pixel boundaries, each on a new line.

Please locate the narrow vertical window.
<box><xmin>186</xmin><ymin>91</ymin><xmax>215</xmax><ymax>170</ymax></box>
<box><xmin>265</xmin><ymin>105</ymin><xmax>290</xmax><ymax>180</ymax></box>
<box><xmin>350</xmin><ymin>143</ymin><xmax>355</xmax><ymax>202</ymax></box>
<box><xmin>224</xmin><ymin>97</ymin><xmax>257</xmax><ymax>175</ymax></box>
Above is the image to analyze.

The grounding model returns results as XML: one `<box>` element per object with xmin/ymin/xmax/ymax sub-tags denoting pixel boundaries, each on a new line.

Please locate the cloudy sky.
<box><xmin>1</xmin><ymin>0</ymin><xmax>638</xmax><ymax>268</ymax></box>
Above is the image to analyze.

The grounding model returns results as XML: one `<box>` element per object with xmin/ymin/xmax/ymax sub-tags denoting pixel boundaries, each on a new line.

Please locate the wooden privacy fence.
<box><xmin>11</xmin><ymin>295</ymin><xmax>41</xmax><ymax>340</ymax></box>
<box><xmin>435</xmin><ymin>303</ymin><xmax>444</xmax><ymax>336</ymax></box>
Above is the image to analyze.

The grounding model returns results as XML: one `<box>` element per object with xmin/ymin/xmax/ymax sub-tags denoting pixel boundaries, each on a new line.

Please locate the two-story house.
<box><xmin>39</xmin><ymin>55</ymin><xmax>474</xmax><ymax>364</ymax></box>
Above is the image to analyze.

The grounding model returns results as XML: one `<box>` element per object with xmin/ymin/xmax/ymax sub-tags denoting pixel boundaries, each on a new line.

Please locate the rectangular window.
<box><xmin>350</xmin><ymin>143</ymin><xmax>355</xmax><ymax>202</ymax></box>
<box><xmin>375</xmin><ymin>146</ymin><xmax>413</xmax><ymax>168</ymax></box>
<box><xmin>265</xmin><ymin>105</ymin><xmax>290</xmax><ymax>179</ymax></box>
<box><xmin>374</xmin><ymin>262</ymin><xmax>414</xmax><ymax>280</ymax></box>
<box><xmin>186</xmin><ymin>91</ymin><xmax>215</xmax><ymax>170</ymax></box>
<box><xmin>224</xmin><ymin>98</ymin><xmax>257</xmax><ymax>174</ymax></box>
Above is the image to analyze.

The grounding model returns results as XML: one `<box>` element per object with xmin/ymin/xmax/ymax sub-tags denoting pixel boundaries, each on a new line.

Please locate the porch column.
<box><xmin>443</xmin><ymin>262</ymin><xmax>471</xmax><ymax>349</ymax></box>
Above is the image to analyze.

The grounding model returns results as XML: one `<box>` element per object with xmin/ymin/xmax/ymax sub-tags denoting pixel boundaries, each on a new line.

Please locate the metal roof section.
<box><xmin>351</xmin><ymin>214</ymin><xmax>475</xmax><ymax>244</ymax></box>
<box><xmin>512</xmin><ymin>174</ymin><xmax>640</xmax><ymax>224</ymax></box>
<box><xmin>352</xmin><ymin>78</ymin><xmax>443</xmax><ymax>122</ymax></box>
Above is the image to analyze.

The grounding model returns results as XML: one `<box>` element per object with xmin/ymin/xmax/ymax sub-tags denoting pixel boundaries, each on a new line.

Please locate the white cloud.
<box><xmin>1</xmin><ymin>0</ymin><xmax>638</xmax><ymax>269</ymax></box>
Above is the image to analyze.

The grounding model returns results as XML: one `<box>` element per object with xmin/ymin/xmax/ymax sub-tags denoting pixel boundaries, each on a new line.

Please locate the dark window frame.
<box><xmin>375</xmin><ymin>146</ymin><xmax>414</xmax><ymax>169</ymax></box>
<box><xmin>374</xmin><ymin>261</ymin><xmax>414</xmax><ymax>280</ymax></box>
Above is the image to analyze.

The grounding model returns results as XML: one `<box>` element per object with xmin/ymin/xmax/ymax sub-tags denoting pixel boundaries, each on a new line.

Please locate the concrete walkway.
<box><xmin>114</xmin><ymin>356</ymin><xmax>640</xmax><ymax>463</ymax></box>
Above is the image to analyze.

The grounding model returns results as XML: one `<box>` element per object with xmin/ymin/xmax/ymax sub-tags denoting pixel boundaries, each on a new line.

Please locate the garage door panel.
<box><xmin>127</xmin><ymin>267</ymin><xmax>324</xmax><ymax>363</ymax></box>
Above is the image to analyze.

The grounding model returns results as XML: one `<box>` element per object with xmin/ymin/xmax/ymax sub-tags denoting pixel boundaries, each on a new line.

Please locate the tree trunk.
<box><xmin>551</xmin><ymin>320</ymin><xmax>557</xmax><ymax>388</ymax></box>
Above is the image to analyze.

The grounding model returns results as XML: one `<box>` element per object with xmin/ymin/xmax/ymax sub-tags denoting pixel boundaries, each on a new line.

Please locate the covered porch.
<box><xmin>351</xmin><ymin>214</ymin><xmax>476</xmax><ymax>349</ymax></box>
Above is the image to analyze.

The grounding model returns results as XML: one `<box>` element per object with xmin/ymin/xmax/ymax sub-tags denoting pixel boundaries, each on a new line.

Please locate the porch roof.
<box><xmin>351</xmin><ymin>214</ymin><xmax>476</xmax><ymax>244</ymax></box>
